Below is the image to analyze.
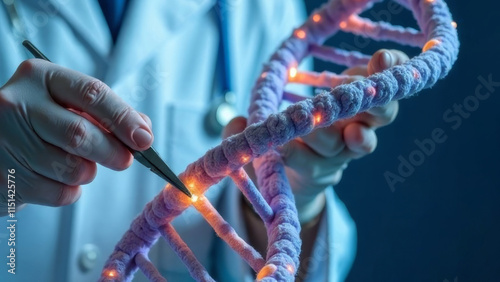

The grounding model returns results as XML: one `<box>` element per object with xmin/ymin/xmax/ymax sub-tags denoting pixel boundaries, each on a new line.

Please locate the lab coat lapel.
<box><xmin>104</xmin><ymin>0</ymin><xmax>216</xmax><ymax>86</ymax></box>
<box><xmin>47</xmin><ymin>0</ymin><xmax>111</xmax><ymax>60</ymax></box>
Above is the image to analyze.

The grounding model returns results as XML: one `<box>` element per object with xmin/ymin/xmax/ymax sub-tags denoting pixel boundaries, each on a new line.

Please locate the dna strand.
<box><xmin>100</xmin><ymin>0</ymin><xmax>459</xmax><ymax>281</ymax></box>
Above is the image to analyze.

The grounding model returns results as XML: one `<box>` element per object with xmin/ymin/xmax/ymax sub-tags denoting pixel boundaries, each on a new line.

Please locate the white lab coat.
<box><xmin>0</xmin><ymin>0</ymin><xmax>356</xmax><ymax>281</ymax></box>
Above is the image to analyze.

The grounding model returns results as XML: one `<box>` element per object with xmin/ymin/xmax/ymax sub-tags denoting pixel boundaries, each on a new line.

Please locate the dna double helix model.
<box><xmin>99</xmin><ymin>0</ymin><xmax>459</xmax><ymax>281</ymax></box>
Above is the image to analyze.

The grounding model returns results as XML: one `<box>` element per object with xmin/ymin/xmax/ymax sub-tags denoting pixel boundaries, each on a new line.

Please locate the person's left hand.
<box><xmin>224</xmin><ymin>49</ymin><xmax>409</xmax><ymax>223</ymax></box>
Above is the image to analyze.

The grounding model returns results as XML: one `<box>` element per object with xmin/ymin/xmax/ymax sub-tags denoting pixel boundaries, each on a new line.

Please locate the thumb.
<box><xmin>222</xmin><ymin>116</ymin><xmax>247</xmax><ymax>139</ymax></box>
<box><xmin>367</xmin><ymin>49</ymin><xmax>410</xmax><ymax>75</ymax></box>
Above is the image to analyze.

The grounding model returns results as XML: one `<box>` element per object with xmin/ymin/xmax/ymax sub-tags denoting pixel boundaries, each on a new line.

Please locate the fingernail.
<box><xmin>379</xmin><ymin>51</ymin><xmax>393</xmax><ymax>70</ymax></box>
<box><xmin>132</xmin><ymin>128</ymin><xmax>152</xmax><ymax>148</ymax></box>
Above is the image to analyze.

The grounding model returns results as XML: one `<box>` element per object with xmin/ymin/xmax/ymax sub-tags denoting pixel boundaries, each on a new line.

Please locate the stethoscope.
<box><xmin>204</xmin><ymin>2</ymin><xmax>238</xmax><ymax>136</ymax></box>
<box><xmin>2</xmin><ymin>0</ymin><xmax>238</xmax><ymax>136</ymax></box>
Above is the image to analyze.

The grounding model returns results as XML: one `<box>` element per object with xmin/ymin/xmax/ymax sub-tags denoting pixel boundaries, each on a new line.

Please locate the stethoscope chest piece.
<box><xmin>205</xmin><ymin>91</ymin><xmax>238</xmax><ymax>136</ymax></box>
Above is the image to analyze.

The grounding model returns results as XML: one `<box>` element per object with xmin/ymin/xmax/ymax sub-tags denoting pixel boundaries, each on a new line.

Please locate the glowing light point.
<box><xmin>286</xmin><ymin>264</ymin><xmax>295</xmax><ymax>273</ymax></box>
<box><xmin>451</xmin><ymin>21</ymin><xmax>457</xmax><ymax>29</ymax></box>
<box><xmin>313</xmin><ymin>14</ymin><xmax>321</xmax><ymax>23</ymax></box>
<box><xmin>313</xmin><ymin>114</ymin><xmax>322</xmax><ymax>125</ymax></box>
<box><xmin>425</xmin><ymin>0</ymin><xmax>435</xmax><ymax>3</ymax></box>
<box><xmin>339</xmin><ymin>21</ymin><xmax>347</xmax><ymax>29</ymax></box>
<box><xmin>261</xmin><ymin>72</ymin><xmax>267</xmax><ymax>78</ymax></box>
<box><xmin>256</xmin><ymin>264</ymin><xmax>278</xmax><ymax>280</ymax></box>
<box><xmin>422</xmin><ymin>39</ymin><xmax>440</xmax><ymax>52</ymax></box>
<box><xmin>241</xmin><ymin>155</ymin><xmax>250</xmax><ymax>163</ymax></box>
<box><xmin>295</xmin><ymin>29</ymin><xmax>306</xmax><ymax>39</ymax></box>
<box><xmin>191</xmin><ymin>195</ymin><xmax>199</xmax><ymax>203</ymax></box>
<box><xmin>289</xmin><ymin>67</ymin><xmax>298</xmax><ymax>79</ymax></box>
<box><xmin>105</xmin><ymin>269</ymin><xmax>117</xmax><ymax>278</ymax></box>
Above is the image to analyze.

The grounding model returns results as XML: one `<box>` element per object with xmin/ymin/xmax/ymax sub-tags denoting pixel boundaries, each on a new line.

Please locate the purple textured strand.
<box><xmin>100</xmin><ymin>0</ymin><xmax>459</xmax><ymax>281</ymax></box>
<box><xmin>192</xmin><ymin>195</ymin><xmax>266</xmax><ymax>272</ymax></box>
<box><xmin>282</xmin><ymin>91</ymin><xmax>308</xmax><ymax>103</ymax></box>
<box><xmin>291</xmin><ymin>70</ymin><xmax>351</xmax><ymax>88</ymax></box>
<box><xmin>160</xmin><ymin>223</ymin><xmax>215</xmax><ymax>282</ymax></box>
<box><xmin>229</xmin><ymin>169</ymin><xmax>274</xmax><ymax>223</ymax></box>
<box><xmin>253</xmin><ymin>152</ymin><xmax>301</xmax><ymax>281</ymax></box>
<box><xmin>309</xmin><ymin>44</ymin><xmax>371</xmax><ymax>67</ymax></box>
<box><xmin>135</xmin><ymin>253</ymin><xmax>167</xmax><ymax>282</ymax></box>
<box><xmin>342</xmin><ymin>15</ymin><xmax>427</xmax><ymax>47</ymax></box>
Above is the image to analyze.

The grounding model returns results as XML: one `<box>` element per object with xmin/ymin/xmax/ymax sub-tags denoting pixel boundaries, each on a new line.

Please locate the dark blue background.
<box><xmin>303</xmin><ymin>1</ymin><xmax>500</xmax><ymax>281</ymax></box>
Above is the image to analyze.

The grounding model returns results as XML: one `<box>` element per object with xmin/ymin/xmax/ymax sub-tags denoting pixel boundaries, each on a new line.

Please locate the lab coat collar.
<box><xmin>45</xmin><ymin>0</ymin><xmax>111</xmax><ymax>60</ymax></box>
<box><xmin>104</xmin><ymin>0</ymin><xmax>216</xmax><ymax>85</ymax></box>
<box><xmin>47</xmin><ymin>0</ymin><xmax>215</xmax><ymax>85</ymax></box>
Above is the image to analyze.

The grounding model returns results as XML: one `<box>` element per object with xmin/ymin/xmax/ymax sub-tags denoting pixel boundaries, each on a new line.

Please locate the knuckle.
<box><xmin>66</xmin><ymin>163</ymin><xmax>85</xmax><ymax>186</ymax></box>
<box><xmin>65</xmin><ymin>119</ymin><xmax>88</xmax><ymax>150</ymax></box>
<box><xmin>324</xmin><ymin>143</ymin><xmax>345</xmax><ymax>158</ymax></box>
<box><xmin>380</xmin><ymin>104</ymin><xmax>398</xmax><ymax>124</ymax></box>
<box><xmin>81</xmin><ymin>79</ymin><xmax>109</xmax><ymax>109</ymax></box>
<box><xmin>0</xmin><ymin>89</ymin><xmax>12</xmax><ymax>110</ymax></box>
<box><xmin>112</xmin><ymin>106</ymin><xmax>133</xmax><ymax>126</ymax></box>
<box><xmin>16</xmin><ymin>59</ymin><xmax>39</xmax><ymax>77</ymax></box>
<box><xmin>101</xmin><ymin>147</ymin><xmax>120</xmax><ymax>168</ymax></box>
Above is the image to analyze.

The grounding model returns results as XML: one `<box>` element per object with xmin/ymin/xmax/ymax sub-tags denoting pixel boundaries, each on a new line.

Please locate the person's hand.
<box><xmin>0</xmin><ymin>59</ymin><xmax>154</xmax><ymax>216</ymax></box>
<box><xmin>224</xmin><ymin>49</ymin><xmax>409</xmax><ymax>223</ymax></box>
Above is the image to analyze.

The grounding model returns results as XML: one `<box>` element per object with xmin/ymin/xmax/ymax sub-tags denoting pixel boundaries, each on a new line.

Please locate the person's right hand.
<box><xmin>0</xmin><ymin>59</ymin><xmax>154</xmax><ymax>216</ymax></box>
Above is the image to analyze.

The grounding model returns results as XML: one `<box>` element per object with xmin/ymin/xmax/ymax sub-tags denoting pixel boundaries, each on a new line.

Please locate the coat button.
<box><xmin>78</xmin><ymin>244</ymin><xmax>100</xmax><ymax>272</ymax></box>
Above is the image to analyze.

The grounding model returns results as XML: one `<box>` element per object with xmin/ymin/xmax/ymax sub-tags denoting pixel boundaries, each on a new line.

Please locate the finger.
<box><xmin>16</xmin><ymin>173</ymin><xmax>82</xmax><ymax>207</ymax></box>
<box><xmin>279</xmin><ymin>140</ymin><xmax>348</xmax><ymax>191</ymax></box>
<box><xmin>342</xmin><ymin>122</ymin><xmax>378</xmax><ymax>158</ymax></box>
<box><xmin>138</xmin><ymin>112</ymin><xmax>153</xmax><ymax>129</ymax></box>
<box><xmin>348</xmin><ymin>100</ymin><xmax>399</xmax><ymax>128</ymax></box>
<box><xmin>222</xmin><ymin>116</ymin><xmax>247</xmax><ymax>139</ymax></box>
<box><xmin>300</xmin><ymin>123</ymin><xmax>345</xmax><ymax>158</ymax></box>
<box><xmin>280</xmin><ymin>139</ymin><xmax>350</xmax><ymax>179</ymax></box>
<box><xmin>31</xmin><ymin>101</ymin><xmax>133</xmax><ymax>170</ymax></box>
<box><xmin>367</xmin><ymin>49</ymin><xmax>410</xmax><ymax>75</ymax></box>
<box><xmin>69</xmin><ymin>109</ymin><xmax>156</xmax><ymax>135</ymax></box>
<box><xmin>27</xmin><ymin>141</ymin><xmax>98</xmax><ymax>186</ymax></box>
<box><xmin>35</xmin><ymin>60</ymin><xmax>153</xmax><ymax>150</ymax></box>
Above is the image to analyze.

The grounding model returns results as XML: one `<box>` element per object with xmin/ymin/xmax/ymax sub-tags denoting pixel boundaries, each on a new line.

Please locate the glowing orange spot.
<box><xmin>289</xmin><ymin>67</ymin><xmax>298</xmax><ymax>79</ymax></box>
<box><xmin>261</xmin><ymin>72</ymin><xmax>267</xmax><ymax>78</ymax></box>
<box><xmin>241</xmin><ymin>155</ymin><xmax>250</xmax><ymax>162</ymax></box>
<box><xmin>295</xmin><ymin>29</ymin><xmax>306</xmax><ymax>39</ymax></box>
<box><xmin>313</xmin><ymin>114</ymin><xmax>322</xmax><ymax>125</ymax></box>
<box><xmin>191</xmin><ymin>195</ymin><xmax>199</xmax><ymax>203</ymax></box>
<box><xmin>339</xmin><ymin>21</ymin><xmax>347</xmax><ymax>29</ymax></box>
<box><xmin>286</xmin><ymin>264</ymin><xmax>295</xmax><ymax>273</ymax></box>
<box><xmin>425</xmin><ymin>0</ymin><xmax>435</xmax><ymax>3</ymax></box>
<box><xmin>451</xmin><ymin>21</ymin><xmax>457</xmax><ymax>29</ymax></box>
<box><xmin>256</xmin><ymin>264</ymin><xmax>277</xmax><ymax>280</ymax></box>
<box><xmin>105</xmin><ymin>269</ymin><xmax>117</xmax><ymax>278</ymax></box>
<box><xmin>422</xmin><ymin>39</ymin><xmax>440</xmax><ymax>52</ymax></box>
<box><xmin>313</xmin><ymin>14</ymin><xmax>321</xmax><ymax>23</ymax></box>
